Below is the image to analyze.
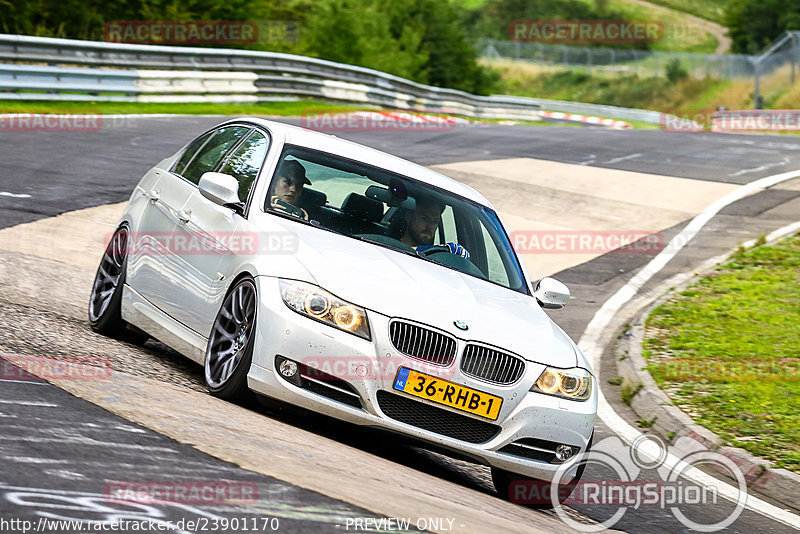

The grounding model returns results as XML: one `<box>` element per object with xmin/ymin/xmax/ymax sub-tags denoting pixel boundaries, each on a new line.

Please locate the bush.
<box><xmin>665</xmin><ymin>59</ymin><xmax>689</xmax><ymax>83</ymax></box>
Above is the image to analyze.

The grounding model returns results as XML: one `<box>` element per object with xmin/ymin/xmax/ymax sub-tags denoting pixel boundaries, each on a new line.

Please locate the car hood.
<box><xmin>288</xmin><ymin>225</ymin><xmax>578</xmax><ymax>368</ymax></box>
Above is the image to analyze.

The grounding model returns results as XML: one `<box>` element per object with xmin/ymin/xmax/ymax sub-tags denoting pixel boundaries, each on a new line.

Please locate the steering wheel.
<box><xmin>416</xmin><ymin>245</ymin><xmax>452</xmax><ymax>257</ymax></box>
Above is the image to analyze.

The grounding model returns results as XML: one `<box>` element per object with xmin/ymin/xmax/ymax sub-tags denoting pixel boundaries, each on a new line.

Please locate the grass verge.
<box><xmin>642</xmin><ymin>233</ymin><xmax>800</xmax><ymax>471</ymax></box>
<box><xmin>0</xmin><ymin>98</ymin><xmax>664</xmax><ymax>129</ymax></box>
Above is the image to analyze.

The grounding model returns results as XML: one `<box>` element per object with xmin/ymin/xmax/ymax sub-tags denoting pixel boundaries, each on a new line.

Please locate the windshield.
<box><xmin>265</xmin><ymin>144</ymin><xmax>527</xmax><ymax>293</ymax></box>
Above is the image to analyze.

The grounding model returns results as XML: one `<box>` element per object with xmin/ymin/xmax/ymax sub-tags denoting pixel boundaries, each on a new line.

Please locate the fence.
<box><xmin>480</xmin><ymin>33</ymin><xmax>800</xmax><ymax>109</ymax></box>
<box><xmin>479</xmin><ymin>39</ymin><xmax>757</xmax><ymax>79</ymax></box>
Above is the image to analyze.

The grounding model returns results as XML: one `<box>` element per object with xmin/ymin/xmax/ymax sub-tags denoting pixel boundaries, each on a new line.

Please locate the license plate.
<box><xmin>393</xmin><ymin>367</ymin><xmax>503</xmax><ymax>420</ymax></box>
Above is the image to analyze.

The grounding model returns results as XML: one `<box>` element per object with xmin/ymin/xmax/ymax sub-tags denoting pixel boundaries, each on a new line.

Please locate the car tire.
<box><xmin>492</xmin><ymin>432</ymin><xmax>593</xmax><ymax>509</ymax></box>
<box><xmin>88</xmin><ymin>224</ymin><xmax>149</xmax><ymax>345</ymax></box>
<box><xmin>204</xmin><ymin>276</ymin><xmax>257</xmax><ymax>402</ymax></box>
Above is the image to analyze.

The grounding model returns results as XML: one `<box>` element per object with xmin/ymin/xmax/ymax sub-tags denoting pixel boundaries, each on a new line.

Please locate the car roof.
<box><xmin>222</xmin><ymin>117</ymin><xmax>492</xmax><ymax>207</ymax></box>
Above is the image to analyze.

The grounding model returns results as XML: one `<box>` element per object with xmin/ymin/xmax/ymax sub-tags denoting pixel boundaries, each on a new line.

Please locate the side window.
<box><xmin>173</xmin><ymin>131</ymin><xmax>213</xmax><ymax>176</ymax></box>
<box><xmin>180</xmin><ymin>126</ymin><xmax>251</xmax><ymax>185</ymax></box>
<box><xmin>219</xmin><ymin>131</ymin><xmax>269</xmax><ymax>202</ymax></box>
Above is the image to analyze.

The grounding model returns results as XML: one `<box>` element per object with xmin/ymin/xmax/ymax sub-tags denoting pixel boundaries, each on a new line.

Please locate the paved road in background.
<box><xmin>3</xmin><ymin>116</ymin><xmax>800</xmax><ymax>229</ymax></box>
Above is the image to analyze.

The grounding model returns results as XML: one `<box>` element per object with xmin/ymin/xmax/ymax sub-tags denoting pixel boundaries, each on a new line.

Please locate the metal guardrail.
<box><xmin>0</xmin><ymin>33</ymin><xmax>666</xmax><ymax>124</ymax></box>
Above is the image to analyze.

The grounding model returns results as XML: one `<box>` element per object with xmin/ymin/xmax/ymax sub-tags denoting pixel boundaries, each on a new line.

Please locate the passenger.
<box><xmin>400</xmin><ymin>196</ymin><xmax>470</xmax><ymax>259</ymax></box>
<box><xmin>269</xmin><ymin>160</ymin><xmax>311</xmax><ymax>220</ymax></box>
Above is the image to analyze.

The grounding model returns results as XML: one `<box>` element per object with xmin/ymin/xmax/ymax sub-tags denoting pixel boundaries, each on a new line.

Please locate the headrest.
<box><xmin>298</xmin><ymin>188</ymin><xmax>326</xmax><ymax>208</ymax></box>
<box><xmin>341</xmin><ymin>193</ymin><xmax>383</xmax><ymax>222</ymax></box>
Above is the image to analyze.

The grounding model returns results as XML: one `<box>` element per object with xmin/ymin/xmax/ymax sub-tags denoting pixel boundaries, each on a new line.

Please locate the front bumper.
<box><xmin>247</xmin><ymin>276</ymin><xmax>597</xmax><ymax>481</ymax></box>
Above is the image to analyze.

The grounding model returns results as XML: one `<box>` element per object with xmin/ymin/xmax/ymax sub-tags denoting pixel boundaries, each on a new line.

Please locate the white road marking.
<box><xmin>1</xmin><ymin>457</ymin><xmax>70</xmax><ymax>464</ymax></box>
<box><xmin>578</xmin><ymin>168</ymin><xmax>800</xmax><ymax>528</ymax></box>
<box><xmin>0</xmin><ymin>435</ymin><xmax>178</xmax><ymax>453</ymax></box>
<box><xmin>43</xmin><ymin>469</ymin><xmax>88</xmax><ymax>480</ymax></box>
<box><xmin>603</xmin><ymin>153</ymin><xmax>642</xmax><ymax>164</ymax></box>
<box><xmin>0</xmin><ymin>379</ymin><xmax>48</xmax><ymax>385</ymax></box>
<box><xmin>729</xmin><ymin>157</ymin><xmax>789</xmax><ymax>177</ymax></box>
<box><xmin>113</xmin><ymin>425</ymin><xmax>148</xmax><ymax>434</ymax></box>
<box><xmin>0</xmin><ymin>400</ymin><xmax>58</xmax><ymax>407</ymax></box>
<box><xmin>0</xmin><ymin>192</ymin><xmax>31</xmax><ymax>198</ymax></box>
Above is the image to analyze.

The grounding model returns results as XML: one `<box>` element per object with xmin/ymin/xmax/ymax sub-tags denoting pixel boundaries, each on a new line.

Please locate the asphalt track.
<box><xmin>1</xmin><ymin>117</ymin><xmax>800</xmax><ymax>533</ymax></box>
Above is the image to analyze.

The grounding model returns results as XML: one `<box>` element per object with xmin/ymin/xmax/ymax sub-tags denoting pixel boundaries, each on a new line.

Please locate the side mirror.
<box><xmin>199</xmin><ymin>172</ymin><xmax>240</xmax><ymax>206</ymax></box>
<box><xmin>533</xmin><ymin>277</ymin><xmax>570</xmax><ymax>309</ymax></box>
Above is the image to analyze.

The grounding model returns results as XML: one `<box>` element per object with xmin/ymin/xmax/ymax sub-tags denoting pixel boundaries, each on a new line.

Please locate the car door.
<box><xmin>141</xmin><ymin>124</ymin><xmax>252</xmax><ymax>328</ymax></box>
<box><xmin>160</xmin><ymin>126</ymin><xmax>269</xmax><ymax>335</ymax></box>
<box><xmin>126</xmin><ymin>129</ymin><xmax>214</xmax><ymax>308</ymax></box>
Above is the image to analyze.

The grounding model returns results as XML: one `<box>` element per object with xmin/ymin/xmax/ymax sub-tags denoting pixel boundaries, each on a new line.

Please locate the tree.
<box><xmin>726</xmin><ymin>0</ymin><xmax>800</xmax><ymax>54</ymax></box>
<box><xmin>303</xmin><ymin>0</ymin><xmax>497</xmax><ymax>94</ymax></box>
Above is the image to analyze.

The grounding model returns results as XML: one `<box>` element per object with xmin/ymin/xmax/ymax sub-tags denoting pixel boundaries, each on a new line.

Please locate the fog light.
<box><xmin>279</xmin><ymin>359</ymin><xmax>298</xmax><ymax>378</ymax></box>
<box><xmin>555</xmin><ymin>444</ymin><xmax>575</xmax><ymax>462</ymax></box>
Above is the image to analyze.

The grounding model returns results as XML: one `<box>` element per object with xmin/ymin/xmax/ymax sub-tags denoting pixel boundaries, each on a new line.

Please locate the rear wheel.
<box><xmin>88</xmin><ymin>225</ymin><xmax>148</xmax><ymax>344</ymax></box>
<box><xmin>204</xmin><ymin>277</ymin><xmax>257</xmax><ymax>401</ymax></box>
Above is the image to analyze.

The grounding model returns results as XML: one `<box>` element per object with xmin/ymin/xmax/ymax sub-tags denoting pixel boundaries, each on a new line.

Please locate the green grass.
<box><xmin>637</xmin><ymin>0</ymin><xmax>728</xmax><ymax>24</ymax></box>
<box><xmin>0</xmin><ymin>98</ymin><xmax>665</xmax><ymax>130</ymax></box>
<box><xmin>490</xmin><ymin>62</ymin><xmax>730</xmax><ymax>113</ymax></box>
<box><xmin>637</xmin><ymin>417</ymin><xmax>657</xmax><ymax>428</ymax></box>
<box><xmin>0</xmin><ymin>99</ymin><xmax>364</xmax><ymax>116</ymax></box>
<box><xmin>643</xmin><ymin>234</ymin><xmax>800</xmax><ymax>471</ymax></box>
<box><xmin>621</xmin><ymin>379</ymin><xmax>643</xmax><ymax>405</ymax></box>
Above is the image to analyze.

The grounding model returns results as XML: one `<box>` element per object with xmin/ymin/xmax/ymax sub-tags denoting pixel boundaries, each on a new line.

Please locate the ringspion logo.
<box><xmin>521</xmin><ymin>434</ymin><xmax>748</xmax><ymax>532</ymax></box>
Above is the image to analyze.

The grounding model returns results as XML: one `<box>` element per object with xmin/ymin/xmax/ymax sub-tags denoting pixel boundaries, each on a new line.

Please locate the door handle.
<box><xmin>147</xmin><ymin>189</ymin><xmax>160</xmax><ymax>203</ymax></box>
<box><xmin>177</xmin><ymin>209</ymin><xmax>192</xmax><ymax>224</ymax></box>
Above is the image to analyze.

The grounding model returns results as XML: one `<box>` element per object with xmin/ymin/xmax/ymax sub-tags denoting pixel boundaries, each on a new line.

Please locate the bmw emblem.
<box><xmin>454</xmin><ymin>320</ymin><xmax>468</xmax><ymax>331</ymax></box>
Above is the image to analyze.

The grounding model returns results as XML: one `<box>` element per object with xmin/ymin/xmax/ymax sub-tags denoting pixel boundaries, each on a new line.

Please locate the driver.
<box><xmin>400</xmin><ymin>196</ymin><xmax>470</xmax><ymax>259</ymax></box>
<box><xmin>269</xmin><ymin>160</ymin><xmax>311</xmax><ymax>220</ymax></box>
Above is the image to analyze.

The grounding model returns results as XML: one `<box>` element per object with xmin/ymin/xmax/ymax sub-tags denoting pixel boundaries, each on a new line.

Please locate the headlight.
<box><xmin>280</xmin><ymin>280</ymin><xmax>370</xmax><ymax>340</ymax></box>
<box><xmin>531</xmin><ymin>367</ymin><xmax>592</xmax><ymax>401</ymax></box>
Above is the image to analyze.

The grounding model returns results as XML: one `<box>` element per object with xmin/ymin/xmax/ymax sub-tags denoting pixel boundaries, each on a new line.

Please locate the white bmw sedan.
<box><xmin>89</xmin><ymin>118</ymin><xmax>596</xmax><ymax>504</ymax></box>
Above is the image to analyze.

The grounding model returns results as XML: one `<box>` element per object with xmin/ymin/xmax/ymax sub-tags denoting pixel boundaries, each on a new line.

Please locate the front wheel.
<box><xmin>204</xmin><ymin>277</ymin><xmax>257</xmax><ymax>401</ymax></box>
<box><xmin>88</xmin><ymin>225</ymin><xmax>148</xmax><ymax>344</ymax></box>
